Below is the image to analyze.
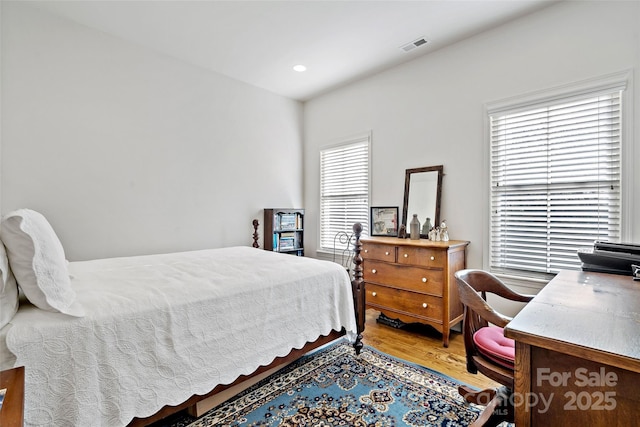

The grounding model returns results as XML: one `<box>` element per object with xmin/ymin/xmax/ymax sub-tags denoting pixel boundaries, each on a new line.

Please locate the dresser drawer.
<box><xmin>362</xmin><ymin>243</ymin><xmax>396</xmax><ymax>262</ymax></box>
<box><xmin>396</xmin><ymin>246</ymin><xmax>444</xmax><ymax>268</ymax></box>
<box><xmin>364</xmin><ymin>260</ymin><xmax>443</xmax><ymax>296</ymax></box>
<box><xmin>366</xmin><ymin>284</ymin><xmax>443</xmax><ymax>322</ymax></box>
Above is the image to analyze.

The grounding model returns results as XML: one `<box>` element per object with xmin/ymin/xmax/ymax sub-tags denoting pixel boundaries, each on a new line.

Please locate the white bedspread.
<box><xmin>5</xmin><ymin>247</ymin><xmax>357</xmax><ymax>426</ymax></box>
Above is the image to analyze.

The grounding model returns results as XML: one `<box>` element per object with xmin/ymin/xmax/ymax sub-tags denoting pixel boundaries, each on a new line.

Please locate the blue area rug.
<box><xmin>177</xmin><ymin>339</ymin><xmax>483</xmax><ymax>427</ymax></box>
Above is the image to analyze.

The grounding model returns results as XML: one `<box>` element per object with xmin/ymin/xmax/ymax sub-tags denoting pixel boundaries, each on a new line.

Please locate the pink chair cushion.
<box><xmin>473</xmin><ymin>326</ymin><xmax>515</xmax><ymax>369</ymax></box>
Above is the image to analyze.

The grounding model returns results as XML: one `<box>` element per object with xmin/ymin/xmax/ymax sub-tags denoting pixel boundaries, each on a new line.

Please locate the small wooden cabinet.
<box><xmin>0</xmin><ymin>366</ymin><xmax>25</xmax><ymax>427</ymax></box>
<box><xmin>361</xmin><ymin>236</ymin><xmax>469</xmax><ymax>347</ymax></box>
<box><xmin>263</xmin><ymin>208</ymin><xmax>304</xmax><ymax>256</ymax></box>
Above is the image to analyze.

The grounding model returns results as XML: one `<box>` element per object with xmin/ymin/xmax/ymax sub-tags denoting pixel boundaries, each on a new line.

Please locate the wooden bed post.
<box><xmin>351</xmin><ymin>222</ymin><xmax>365</xmax><ymax>355</ymax></box>
<box><xmin>252</xmin><ymin>219</ymin><xmax>260</xmax><ymax>248</ymax></box>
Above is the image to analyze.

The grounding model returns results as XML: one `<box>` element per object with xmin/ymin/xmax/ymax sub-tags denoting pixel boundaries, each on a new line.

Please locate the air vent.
<box><xmin>401</xmin><ymin>38</ymin><xmax>428</xmax><ymax>52</ymax></box>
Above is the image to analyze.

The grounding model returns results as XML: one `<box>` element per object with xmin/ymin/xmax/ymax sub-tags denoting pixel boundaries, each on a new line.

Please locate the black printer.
<box><xmin>577</xmin><ymin>241</ymin><xmax>640</xmax><ymax>279</ymax></box>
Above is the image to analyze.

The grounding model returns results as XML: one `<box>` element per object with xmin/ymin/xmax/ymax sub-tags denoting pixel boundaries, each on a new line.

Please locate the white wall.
<box><xmin>1</xmin><ymin>3</ymin><xmax>303</xmax><ymax>261</ymax></box>
<box><xmin>0</xmin><ymin>3</ymin><xmax>3</xmax><ymax>218</ymax></box>
<box><xmin>304</xmin><ymin>0</ymin><xmax>640</xmax><ymax>294</ymax></box>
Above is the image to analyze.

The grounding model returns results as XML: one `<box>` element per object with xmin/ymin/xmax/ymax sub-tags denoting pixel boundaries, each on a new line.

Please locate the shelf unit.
<box><xmin>263</xmin><ymin>208</ymin><xmax>304</xmax><ymax>256</ymax></box>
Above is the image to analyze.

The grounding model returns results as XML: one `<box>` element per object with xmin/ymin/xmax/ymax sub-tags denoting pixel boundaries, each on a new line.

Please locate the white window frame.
<box><xmin>318</xmin><ymin>132</ymin><xmax>371</xmax><ymax>255</ymax></box>
<box><xmin>483</xmin><ymin>70</ymin><xmax>634</xmax><ymax>290</ymax></box>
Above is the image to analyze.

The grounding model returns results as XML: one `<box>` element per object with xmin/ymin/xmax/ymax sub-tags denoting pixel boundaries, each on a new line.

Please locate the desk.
<box><xmin>0</xmin><ymin>366</ymin><xmax>24</xmax><ymax>427</ymax></box>
<box><xmin>504</xmin><ymin>270</ymin><xmax>640</xmax><ymax>426</ymax></box>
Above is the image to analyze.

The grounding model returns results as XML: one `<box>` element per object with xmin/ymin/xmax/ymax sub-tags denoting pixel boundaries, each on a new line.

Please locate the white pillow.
<box><xmin>0</xmin><ymin>241</ymin><xmax>19</xmax><ymax>328</ymax></box>
<box><xmin>0</xmin><ymin>209</ymin><xmax>84</xmax><ymax>317</ymax></box>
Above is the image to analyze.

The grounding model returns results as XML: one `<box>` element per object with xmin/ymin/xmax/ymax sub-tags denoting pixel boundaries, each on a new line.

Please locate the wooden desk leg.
<box><xmin>514</xmin><ymin>341</ymin><xmax>531</xmax><ymax>427</ymax></box>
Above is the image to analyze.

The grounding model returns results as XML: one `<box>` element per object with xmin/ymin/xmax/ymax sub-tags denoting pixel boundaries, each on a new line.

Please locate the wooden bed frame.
<box><xmin>129</xmin><ymin>223</ymin><xmax>366</xmax><ymax>426</ymax></box>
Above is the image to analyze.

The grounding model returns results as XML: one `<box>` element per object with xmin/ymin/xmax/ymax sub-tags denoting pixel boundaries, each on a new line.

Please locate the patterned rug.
<box><xmin>164</xmin><ymin>339</ymin><xmax>484</xmax><ymax>427</ymax></box>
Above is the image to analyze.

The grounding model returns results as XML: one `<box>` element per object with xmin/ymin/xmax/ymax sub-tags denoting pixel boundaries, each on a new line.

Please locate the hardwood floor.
<box><xmin>361</xmin><ymin>308</ymin><xmax>499</xmax><ymax>390</ymax></box>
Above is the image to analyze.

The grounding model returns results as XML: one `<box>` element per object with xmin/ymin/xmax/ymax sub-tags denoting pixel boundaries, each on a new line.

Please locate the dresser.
<box><xmin>361</xmin><ymin>237</ymin><xmax>469</xmax><ymax>347</ymax></box>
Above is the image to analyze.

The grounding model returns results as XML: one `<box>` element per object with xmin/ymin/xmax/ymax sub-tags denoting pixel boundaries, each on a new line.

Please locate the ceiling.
<box><xmin>25</xmin><ymin>0</ymin><xmax>557</xmax><ymax>101</ymax></box>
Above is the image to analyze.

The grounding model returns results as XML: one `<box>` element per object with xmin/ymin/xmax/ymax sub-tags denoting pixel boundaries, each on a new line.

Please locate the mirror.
<box><xmin>401</xmin><ymin>165</ymin><xmax>443</xmax><ymax>238</ymax></box>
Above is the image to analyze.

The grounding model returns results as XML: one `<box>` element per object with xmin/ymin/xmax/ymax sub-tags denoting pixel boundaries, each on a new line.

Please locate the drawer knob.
<box><xmin>422</xmin><ymin>303</ymin><xmax>428</xmax><ymax>308</ymax></box>
<box><xmin>422</xmin><ymin>277</ymin><xmax>428</xmax><ymax>283</ymax></box>
<box><xmin>404</xmin><ymin>253</ymin><xmax>408</xmax><ymax>258</ymax></box>
<box><xmin>371</xmin><ymin>269</ymin><xmax>377</xmax><ymax>274</ymax></box>
<box><xmin>385</xmin><ymin>251</ymin><xmax>390</xmax><ymax>256</ymax></box>
<box><xmin>364</xmin><ymin>249</ymin><xmax>369</xmax><ymax>253</ymax></box>
<box><xmin>372</xmin><ymin>292</ymin><xmax>377</xmax><ymax>297</ymax></box>
<box><xmin>430</xmin><ymin>256</ymin><xmax>435</xmax><ymax>261</ymax></box>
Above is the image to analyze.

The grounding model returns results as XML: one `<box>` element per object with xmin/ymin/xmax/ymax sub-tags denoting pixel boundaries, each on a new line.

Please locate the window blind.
<box><xmin>320</xmin><ymin>136</ymin><xmax>370</xmax><ymax>251</ymax></box>
<box><xmin>490</xmin><ymin>91</ymin><xmax>622</xmax><ymax>278</ymax></box>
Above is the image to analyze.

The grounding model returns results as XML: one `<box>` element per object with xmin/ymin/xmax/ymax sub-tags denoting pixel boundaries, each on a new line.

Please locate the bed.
<box><xmin>0</xmin><ymin>209</ymin><xmax>365</xmax><ymax>426</ymax></box>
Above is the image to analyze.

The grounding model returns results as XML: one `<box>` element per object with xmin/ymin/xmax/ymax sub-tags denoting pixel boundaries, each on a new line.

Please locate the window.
<box><xmin>319</xmin><ymin>134</ymin><xmax>370</xmax><ymax>251</ymax></box>
<box><xmin>488</xmin><ymin>75</ymin><xmax>629</xmax><ymax>280</ymax></box>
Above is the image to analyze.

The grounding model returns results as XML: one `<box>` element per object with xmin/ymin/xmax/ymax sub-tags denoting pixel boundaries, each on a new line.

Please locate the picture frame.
<box><xmin>370</xmin><ymin>206</ymin><xmax>399</xmax><ymax>237</ymax></box>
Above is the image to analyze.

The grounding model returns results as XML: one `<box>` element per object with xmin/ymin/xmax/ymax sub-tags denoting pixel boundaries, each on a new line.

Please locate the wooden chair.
<box><xmin>454</xmin><ymin>269</ymin><xmax>535</xmax><ymax>427</ymax></box>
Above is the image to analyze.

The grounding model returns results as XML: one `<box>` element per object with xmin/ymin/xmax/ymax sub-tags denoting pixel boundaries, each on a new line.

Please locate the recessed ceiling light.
<box><xmin>293</xmin><ymin>65</ymin><xmax>307</xmax><ymax>72</ymax></box>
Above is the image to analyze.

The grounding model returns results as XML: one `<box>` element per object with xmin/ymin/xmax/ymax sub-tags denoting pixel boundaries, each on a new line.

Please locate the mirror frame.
<box><xmin>401</xmin><ymin>165</ymin><xmax>443</xmax><ymax>238</ymax></box>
